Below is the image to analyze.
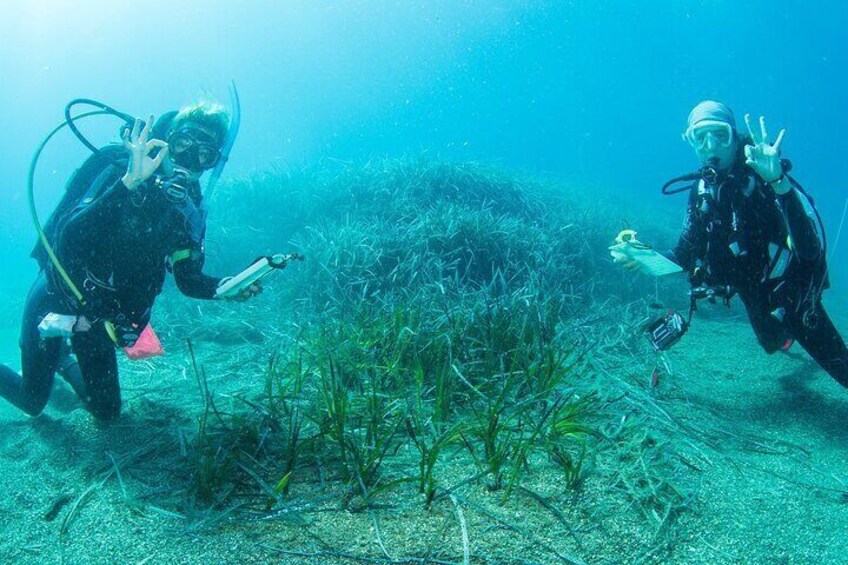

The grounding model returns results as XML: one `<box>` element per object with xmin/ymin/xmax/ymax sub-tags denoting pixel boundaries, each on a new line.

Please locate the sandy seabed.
<box><xmin>1</xmin><ymin>296</ymin><xmax>847</xmax><ymax>565</ymax></box>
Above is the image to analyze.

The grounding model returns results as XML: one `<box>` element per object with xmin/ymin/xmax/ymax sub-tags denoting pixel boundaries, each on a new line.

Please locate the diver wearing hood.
<box><xmin>621</xmin><ymin>100</ymin><xmax>847</xmax><ymax>388</ymax></box>
<box><xmin>0</xmin><ymin>101</ymin><xmax>260</xmax><ymax>421</ymax></box>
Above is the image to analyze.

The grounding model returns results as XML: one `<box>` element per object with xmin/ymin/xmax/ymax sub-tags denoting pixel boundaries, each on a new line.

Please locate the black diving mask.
<box><xmin>167</xmin><ymin>128</ymin><xmax>220</xmax><ymax>171</ymax></box>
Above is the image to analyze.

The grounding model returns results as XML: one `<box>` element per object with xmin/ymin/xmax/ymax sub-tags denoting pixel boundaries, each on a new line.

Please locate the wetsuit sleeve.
<box><xmin>169</xmin><ymin>191</ymin><xmax>221</xmax><ymax>299</ymax></box>
<box><xmin>172</xmin><ymin>252</ymin><xmax>221</xmax><ymax>299</ymax></box>
<box><xmin>664</xmin><ymin>189</ymin><xmax>704</xmax><ymax>272</ymax></box>
<box><xmin>64</xmin><ymin>178</ymin><xmax>130</xmax><ymax>230</ymax></box>
<box><xmin>59</xmin><ymin>178</ymin><xmax>129</xmax><ymax>258</ymax></box>
<box><xmin>53</xmin><ymin>178</ymin><xmax>129</xmax><ymax>319</ymax></box>
<box><xmin>32</xmin><ymin>149</ymin><xmax>121</xmax><ymax>268</ymax></box>
<box><xmin>776</xmin><ymin>187</ymin><xmax>822</xmax><ymax>262</ymax></box>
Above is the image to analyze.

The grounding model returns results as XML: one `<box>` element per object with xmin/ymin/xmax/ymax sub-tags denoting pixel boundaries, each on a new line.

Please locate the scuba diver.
<box><xmin>0</xmin><ymin>100</ymin><xmax>262</xmax><ymax>421</ymax></box>
<box><xmin>617</xmin><ymin>100</ymin><xmax>848</xmax><ymax>388</ymax></box>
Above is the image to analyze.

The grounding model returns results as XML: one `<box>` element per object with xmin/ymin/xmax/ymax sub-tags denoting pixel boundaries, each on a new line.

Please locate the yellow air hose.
<box><xmin>27</xmin><ymin>110</ymin><xmax>118</xmax><ymax>305</ymax></box>
<box><xmin>28</xmin><ymin>109</ymin><xmax>125</xmax><ymax>345</ymax></box>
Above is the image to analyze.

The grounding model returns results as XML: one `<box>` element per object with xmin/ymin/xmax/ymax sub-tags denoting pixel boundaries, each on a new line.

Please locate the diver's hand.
<box><xmin>217</xmin><ymin>279</ymin><xmax>264</xmax><ymax>302</ymax></box>
<box><xmin>613</xmin><ymin>255</ymin><xmax>640</xmax><ymax>272</ymax></box>
<box><xmin>743</xmin><ymin>114</ymin><xmax>789</xmax><ymax>194</ymax></box>
<box><xmin>121</xmin><ymin>115</ymin><xmax>169</xmax><ymax>191</ymax></box>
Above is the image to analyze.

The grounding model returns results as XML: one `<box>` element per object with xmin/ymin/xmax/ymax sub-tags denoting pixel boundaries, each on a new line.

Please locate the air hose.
<box><xmin>28</xmin><ymin>104</ymin><xmax>132</xmax><ymax>305</ymax></box>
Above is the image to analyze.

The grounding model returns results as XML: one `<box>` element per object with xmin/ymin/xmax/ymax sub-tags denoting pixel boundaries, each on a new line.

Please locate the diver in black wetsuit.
<box><xmin>618</xmin><ymin>100</ymin><xmax>848</xmax><ymax>388</ymax></box>
<box><xmin>0</xmin><ymin>102</ymin><xmax>261</xmax><ymax>421</ymax></box>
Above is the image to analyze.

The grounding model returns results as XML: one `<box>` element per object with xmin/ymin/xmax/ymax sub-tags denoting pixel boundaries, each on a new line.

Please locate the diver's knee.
<box><xmin>756</xmin><ymin>338</ymin><xmax>781</xmax><ymax>355</ymax></box>
<box><xmin>88</xmin><ymin>402</ymin><xmax>122</xmax><ymax>422</ymax></box>
<box><xmin>820</xmin><ymin>358</ymin><xmax>848</xmax><ymax>389</ymax></box>
<box><xmin>753</xmin><ymin>330</ymin><xmax>785</xmax><ymax>354</ymax></box>
<box><xmin>21</xmin><ymin>396</ymin><xmax>49</xmax><ymax>417</ymax></box>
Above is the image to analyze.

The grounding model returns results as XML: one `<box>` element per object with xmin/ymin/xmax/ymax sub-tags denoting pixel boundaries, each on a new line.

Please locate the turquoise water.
<box><xmin>1</xmin><ymin>1</ymin><xmax>846</xmax><ymax>288</ymax></box>
<box><xmin>1</xmin><ymin>3</ymin><xmax>847</xmax><ymax>564</ymax></box>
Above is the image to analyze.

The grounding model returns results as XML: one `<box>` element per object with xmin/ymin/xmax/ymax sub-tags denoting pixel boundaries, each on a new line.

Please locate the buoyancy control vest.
<box><xmin>687</xmin><ymin>163</ymin><xmax>829</xmax><ymax>324</ymax></box>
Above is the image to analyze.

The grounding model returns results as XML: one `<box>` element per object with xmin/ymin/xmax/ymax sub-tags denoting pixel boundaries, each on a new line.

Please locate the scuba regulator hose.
<box><xmin>28</xmin><ymin>101</ymin><xmax>135</xmax><ymax>305</ymax></box>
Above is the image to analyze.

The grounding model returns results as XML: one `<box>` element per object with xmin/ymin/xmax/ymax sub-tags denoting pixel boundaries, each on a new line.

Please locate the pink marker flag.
<box><xmin>123</xmin><ymin>324</ymin><xmax>164</xmax><ymax>360</ymax></box>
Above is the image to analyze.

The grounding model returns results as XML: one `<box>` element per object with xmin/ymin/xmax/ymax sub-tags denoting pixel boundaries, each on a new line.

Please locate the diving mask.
<box><xmin>683</xmin><ymin>120</ymin><xmax>734</xmax><ymax>150</ymax></box>
<box><xmin>167</xmin><ymin>128</ymin><xmax>221</xmax><ymax>171</ymax></box>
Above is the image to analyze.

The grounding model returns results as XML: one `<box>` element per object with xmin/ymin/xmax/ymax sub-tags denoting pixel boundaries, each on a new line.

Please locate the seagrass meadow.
<box><xmin>0</xmin><ymin>160</ymin><xmax>704</xmax><ymax>564</ymax></box>
<box><xmin>4</xmin><ymin>158</ymin><xmax>847</xmax><ymax>564</ymax></box>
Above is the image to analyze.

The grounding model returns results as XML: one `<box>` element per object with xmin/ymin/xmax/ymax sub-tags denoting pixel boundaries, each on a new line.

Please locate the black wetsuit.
<box><xmin>667</xmin><ymin>161</ymin><xmax>848</xmax><ymax>387</ymax></box>
<box><xmin>0</xmin><ymin>146</ymin><xmax>220</xmax><ymax>420</ymax></box>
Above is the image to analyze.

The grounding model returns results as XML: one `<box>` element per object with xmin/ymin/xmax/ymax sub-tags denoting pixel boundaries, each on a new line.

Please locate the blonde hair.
<box><xmin>170</xmin><ymin>101</ymin><xmax>230</xmax><ymax>146</ymax></box>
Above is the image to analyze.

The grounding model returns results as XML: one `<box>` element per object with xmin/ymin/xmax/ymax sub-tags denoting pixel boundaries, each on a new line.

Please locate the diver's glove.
<box><xmin>121</xmin><ymin>115</ymin><xmax>170</xmax><ymax>191</ymax></box>
<box><xmin>743</xmin><ymin>114</ymin><xmax>790</xmax><ymax>195</ymax></box>
<box><xmin>215</xmin><ymin>277</ymin><xmax>263</xmax><ymax>302</ymax></box>
<box><xmin>215</xmin><ymin>254</ymin><xmax>303</xmax><ymax>301</ymax></box>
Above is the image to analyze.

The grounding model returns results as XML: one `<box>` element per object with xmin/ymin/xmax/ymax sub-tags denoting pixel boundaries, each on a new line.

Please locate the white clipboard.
<box><xmin>609</xmin><ymin>230</ymin><xmax>682</xmax><ymax>277</ymax></box>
